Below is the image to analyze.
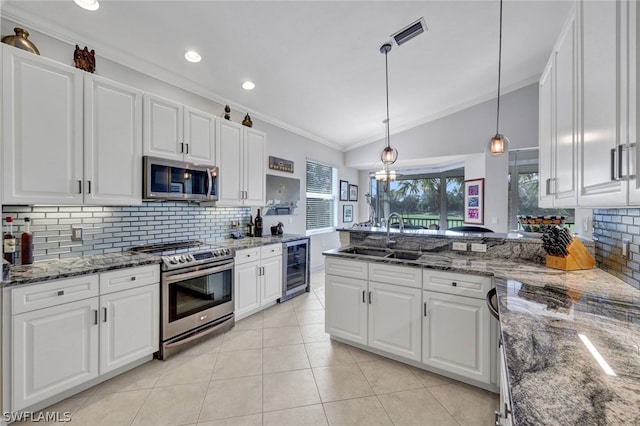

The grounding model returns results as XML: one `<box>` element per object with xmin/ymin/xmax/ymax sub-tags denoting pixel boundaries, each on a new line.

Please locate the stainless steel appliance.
<box><xmin>143</xmin><ymin>156</ymin><xmax>218</xmax><ymax>201</ymax></box>
<box><xmin>131</xmin><ymin>240</ymin><xmax>234</xmax><ymax>359</ymax></box>
<box><xmin>279</xmin><ymin>238</ymin><xmax>310</xmax><ymax>302</ymax></box>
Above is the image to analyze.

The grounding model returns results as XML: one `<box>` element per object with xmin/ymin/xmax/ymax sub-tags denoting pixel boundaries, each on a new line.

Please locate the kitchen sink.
<box><xmin>385</xmin><ymin>251</ymin><xmax>422</xmax><ymax>261</ymax></box>
<box><xmin>339</xmin><ymin>247</ymin><xmax>390</xmax><ymax>257</ymax></box>
<box><xmin>339</xmin><ymin>247</ymin><xmax>422</xmax><ymax>261</ymax></box>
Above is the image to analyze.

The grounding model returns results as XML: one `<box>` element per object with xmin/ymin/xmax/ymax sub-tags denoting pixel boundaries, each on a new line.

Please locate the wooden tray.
<box><xmin>546</xmin><ymin>238</ymin><xmax>595</xmax><ymax>271</ymax></box>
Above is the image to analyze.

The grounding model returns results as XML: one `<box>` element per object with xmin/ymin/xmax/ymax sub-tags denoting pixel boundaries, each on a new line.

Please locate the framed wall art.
<box><xmin>339</xmin><ymin>180</ymin><xmax>349</xmax><ymax>201</ymax></box>
<box><xmin>463</xmin><ymin>178</ymin><xmax>484</xmax><ymax>225</ymax></box>
<box><xmin>343</xmin><ymin>205</ymin><xmax>354</xmax><ymax>223</ymax></box>
<box><xmin>349</xmin><ymin>184</ymin><xmax>358</xmax><ymax>201</ymax></box>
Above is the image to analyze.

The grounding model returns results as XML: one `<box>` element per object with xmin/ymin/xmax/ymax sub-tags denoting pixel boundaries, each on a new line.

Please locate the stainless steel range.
<box><xmin>131</xmin><ymin>240</ymin><xmax>235</xmax><ymax>359</ymax></box>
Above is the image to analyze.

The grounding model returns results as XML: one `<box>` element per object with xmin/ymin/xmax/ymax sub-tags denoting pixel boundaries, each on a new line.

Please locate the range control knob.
<box><xmin>178</xmin><ymin>255</ymin><xmax>186</xmax><ymax>263</ymax></box>
<box><xmin>169</xmin><ymin>257</ymin><xmax>178</xmax><ymax>264</ymax></box>
<box><xmin>224</xmin><ymin>248</ymin><xmax>231</xmax><ymax>255</ymax></box>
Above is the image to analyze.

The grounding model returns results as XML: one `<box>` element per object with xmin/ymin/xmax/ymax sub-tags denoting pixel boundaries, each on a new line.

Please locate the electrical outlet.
<box><xmin>471</xmin><ymin>243</ymin><xmax>487</xmax><ymax>253</ymax></box>
<box><xmin>452</xmin><ymin>242</ymin><xmax>467</xmax><ymax>251</ymax></box>
<box><xmin>71</xmin><ymin>225</ymin><xmax>83</xmax><ymax>242</ymax></box>
<box><xmin>622</xmin><ymin>238</ymin><xmax>630</xmax><ymax>259</ymax></box>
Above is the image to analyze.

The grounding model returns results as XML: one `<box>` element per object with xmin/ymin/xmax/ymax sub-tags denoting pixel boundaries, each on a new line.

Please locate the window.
<box><xmin>369</xmin><ymin>167</ymin><xmax>464</xmax><ymax>229</ymax></box>
<box><xmin>508</xmin><ymin>149</ymin><xmax>574</xmax><ymax>230</ymax></box>
<box><xmin>306</xmin><ymin>160</ymin><xmax>336</xmax><ymax>232</ymax></box>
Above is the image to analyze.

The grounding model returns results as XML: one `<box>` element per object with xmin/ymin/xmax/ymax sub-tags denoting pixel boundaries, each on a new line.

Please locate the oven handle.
<box><xmin>164</xmin><ymin>316</ymin><xmax>232</xmax><ymax>349</ymax></box>
<box><xmin>164</xmin><ymin>262</ymin><xmax>233</xmax><ymax>284</ymax></box>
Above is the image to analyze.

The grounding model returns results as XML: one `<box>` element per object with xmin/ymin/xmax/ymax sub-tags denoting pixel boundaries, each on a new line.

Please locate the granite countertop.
<box><xmin>2</xmin><ymin>234</ymin><xmax>309</xmax><ymax>288</ymax></box>
<box><xmin>324</xmin><ymin>247</ymin><xmax>640</xmax><ymax>425</ymax></box>
<box><xmin>2</xmin><ymin>252</ymin><xmax>161</xmax><ymax>288</ymax></box>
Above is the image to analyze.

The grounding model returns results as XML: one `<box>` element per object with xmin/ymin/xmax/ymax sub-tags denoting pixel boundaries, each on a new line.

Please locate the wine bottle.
<box><xmin>3</xmin><ymin>217</ymin><xmax>17</xmax><ymax>264</ymax></box>
<box><xmin>21</xmin><ymin>217</ymin><xmax>33</xmax><ymax>265</ymax></box>
<box><xmin>254</xmin><ymin>209</ymin><xmax>263</xmax><ymax>237</ymax></box>
<box><xmin>246</xmin><ymin>215</ymin><xmax>254</xmax><ymax>237</ymax></box>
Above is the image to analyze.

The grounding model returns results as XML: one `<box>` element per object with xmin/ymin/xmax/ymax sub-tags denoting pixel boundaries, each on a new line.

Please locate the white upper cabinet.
<box><xmin>553</xmin><ymin>10</ymin><xmax>578</xmax><ymax>207</ymax></box>
<box><xmin>2</xmin><ymin>45</ymin><xmax>143</xmax><ymax>205</ymax></box>
<box><xmin>2</xmin><ymin>46</ymin><xmax>84</xmax><ymax>204</ymax></box>
<box><xmin>143</xmin><ymin>94</ymin><xmax>216</xmax><ymax>165</ymax></box>
<box><xmin>84</xmin><ymin>75</ymin><xmax>143</xmax><ymax>205</ymax></box>
<box><xmin>540</xmin><ymin>0</ymin><xmax>638</xmax><ymax>208</ymax></box>
<box><xmin>578</xmin><ymin>0</ymin><xmax>626</xmax><ymax>206</ymax></box>
<box><xmin>216</xmin><ymin>119</ymin><xmax>266</xmax><ymax>206</ymax></box>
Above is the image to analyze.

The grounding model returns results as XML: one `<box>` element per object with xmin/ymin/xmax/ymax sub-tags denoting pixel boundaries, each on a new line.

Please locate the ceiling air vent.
<box><xmin>391</xmin><ymin>17</ymin><xmax>428</xmax><ymax>46</ymax></box>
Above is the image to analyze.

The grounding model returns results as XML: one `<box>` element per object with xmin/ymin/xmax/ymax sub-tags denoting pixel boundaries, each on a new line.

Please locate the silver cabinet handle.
<box><xmin>57</xmin><ymin>290</ymin><xmax>64</xmax><ymax>296</ymax></box>
<box><xmin>368</xmin><ymin>291</ymin><xmax>372</xmax><ymax>304</ymax></box>
<box><xmin>362</xmin><ymin>290</ymin><xmax>365</xmax><ymax>303</ymax></box>
<box><xmin>87</xmin><ymin>180</ymin><xmax>91</xmax><ymax>194</ymax></box>
<box><xmin>451</xmin><ymin>282</ymin><xmax>457</xmax><ymax>287</ymax></box>
<box><xmin>611</xmin><ymin>148</ymin><xmax>618</xmax><ymax>181</ymax></box>
<box><xmin>78</xmin><ymin>180</ymin><xmax>82</xmax><ymax>194</ymax></box>
<box><xmin>103</xmin><ymin>307</ymin><xmax>107</xmax><ymax>322</ymax></box>
<box><xmin>545</xmin><ymin>178</ymin><xmax>551</xmax><ymax>195</ymax></box>
<box><xmin>93</xmin><ymin>309</ymin><xmax>98</xmax><ymax>325</ymax></box>
<box><xmin>185</xmin><ymin>143</ymin><xmax>189</xmax><ymax>154</ymax></box>
<box><xmin>424</xmin><ymin>302</ymin><xmax>427</xmax><ymax>317</ymax></box>
<box><xmin>618</xmin><ymin>144</ymin><xmax>624</xmax><ymax>180</ymax></box>
<box><xmin>131</xmin><ymin>276</ymin><xmax>136</xmax><ymax>281</ymax></box>
<box><xmin>180</xmin><ymin>142</ymin><xmax>185</xmax><ymax>153</ymax></box>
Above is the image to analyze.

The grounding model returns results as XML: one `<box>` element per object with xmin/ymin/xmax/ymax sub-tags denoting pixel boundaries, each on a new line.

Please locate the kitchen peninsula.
<box><xmin>324</xmin><ymin>228</ymin><xmax>640</xmax><ymax>425</ymax></box>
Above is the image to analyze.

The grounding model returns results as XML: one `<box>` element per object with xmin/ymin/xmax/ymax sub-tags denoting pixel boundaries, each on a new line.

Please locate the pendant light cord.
<box><xmin>384</xmin><ymin>47</ymin><xmax>391</xmax><ymax>148</ymax></box>
<box><xmin>495</xmin><ymin>0</ymin><xmax>503</xmax><ymax>135</ymax></box>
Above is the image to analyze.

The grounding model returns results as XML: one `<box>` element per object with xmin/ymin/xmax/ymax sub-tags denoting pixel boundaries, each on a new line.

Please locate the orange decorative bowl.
<box><xmin>517</xmin><ymin>215</ymin><xmax>566</xmax><ymax>232</ymax></box>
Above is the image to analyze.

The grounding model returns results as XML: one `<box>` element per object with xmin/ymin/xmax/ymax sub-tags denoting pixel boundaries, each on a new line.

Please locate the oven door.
<box><xmin>162</xmin><ymin>260</ymin><xmax>234</xmax><ymax>341</ymax></box>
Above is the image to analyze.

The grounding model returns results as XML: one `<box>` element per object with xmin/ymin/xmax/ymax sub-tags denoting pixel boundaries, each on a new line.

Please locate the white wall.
<box><xmin>347</xmin><ymin>84</ymin><xmax>539</xmax><ymax>232</ymax></box>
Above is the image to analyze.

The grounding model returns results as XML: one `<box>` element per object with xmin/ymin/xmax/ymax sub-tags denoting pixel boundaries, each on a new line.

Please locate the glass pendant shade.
<box><xmin>489</xmin><ymin>133</ymin><xmax>510</xmax><ymax>156</ymax></box>
<box><xmin>381</xmin><ymin>145</ymin><xmax>398</xmax><ymax>165</ymax></box>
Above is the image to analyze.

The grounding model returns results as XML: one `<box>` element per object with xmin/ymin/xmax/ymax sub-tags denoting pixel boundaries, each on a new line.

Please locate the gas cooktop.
<box><xmin>130</xmin><ymin>240</ymin><xmax>234</xmax><ymax>270</ymax></box>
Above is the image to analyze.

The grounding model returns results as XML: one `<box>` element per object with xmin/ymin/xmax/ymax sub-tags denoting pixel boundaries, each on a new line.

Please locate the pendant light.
<box><xmin>488</xmin><ymin>0</ymin><xmax>510</xmax><ymax>156</ymax></box>
<box><xmin>380</xmin><ymin>43</ymin><xmax>398</xmax><ymax>165</ymax></box>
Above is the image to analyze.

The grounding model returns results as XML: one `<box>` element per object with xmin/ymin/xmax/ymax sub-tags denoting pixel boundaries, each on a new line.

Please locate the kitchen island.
<box><xmin>324</xmin><ymin>240</ymin><xmax>640</xmax><ymax>425</ymax></box>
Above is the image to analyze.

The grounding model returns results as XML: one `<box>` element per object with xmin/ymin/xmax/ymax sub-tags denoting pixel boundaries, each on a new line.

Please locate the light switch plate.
<box><xmin>622</xmin><ymin>238</ymin><xmax>630</xmax><ymax>259</ymax></box>
<box><xmin>471</xmin><ymin>243</ymin><xmax>487</xmax><ymax>253</ymax></box>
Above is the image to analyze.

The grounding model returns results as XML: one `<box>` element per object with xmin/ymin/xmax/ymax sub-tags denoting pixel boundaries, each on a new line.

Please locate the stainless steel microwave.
<box><xmin>143</xmin><ymin>156</ymin><xmax>218</xmax><ymax>201</ymax></box>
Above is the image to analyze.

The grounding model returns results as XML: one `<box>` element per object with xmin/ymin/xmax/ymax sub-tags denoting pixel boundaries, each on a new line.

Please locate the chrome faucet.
<box><xmin>385</xmin><ymin>212</ymin><xmax>404</xmax><ymax>247</ymax></box>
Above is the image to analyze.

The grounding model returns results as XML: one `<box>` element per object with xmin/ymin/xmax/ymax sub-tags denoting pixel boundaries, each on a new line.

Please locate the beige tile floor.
<box><xmin>21</xmin><ymin>269</ymin><xmax>498</xmax><ymax>425</ymax></box>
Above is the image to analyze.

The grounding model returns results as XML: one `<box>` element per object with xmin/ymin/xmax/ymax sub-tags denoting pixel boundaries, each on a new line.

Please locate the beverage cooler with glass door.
<box><xmin>280</xmin><ymin>238</ymin><xmax>310</xmax><ymax>302</ymax></box>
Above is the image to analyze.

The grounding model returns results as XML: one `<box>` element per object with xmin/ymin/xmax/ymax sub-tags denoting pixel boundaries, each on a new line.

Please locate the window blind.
<box><xmin>306</xmin><ymin>160</ymin><xmax>335</xmax><ymax>230</ymax></box>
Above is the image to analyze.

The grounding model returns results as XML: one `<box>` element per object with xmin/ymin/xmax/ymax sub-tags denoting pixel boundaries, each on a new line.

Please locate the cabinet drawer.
<box><xmin>261</xmin><ymin>243</ymin><xmax>282</xmax><ymax>258</ymax></box>
<box><xmin>100</xmin><ymin>265</ymin><xmax>160</xmax><ymax>294</ymax></box>
<box><xmin>235</xmin><ymin>247</ymin><xmax>261</xmax><ymax>265</ymax></box>
<box><xmin>325</xmin><ymin>257</ymin><xmax>368</xmax><ymax>280</ymax></box>
<box><xmin>369</xmin><ymin>263</ymin><xmax>422</xmax><ymax>289</ymax></box>
<box><xmin>423</xmin><ymin>270</ymin><xmax>492</xmax><ymax>299</ymax></box>
<box><xmin>12</xmin><ymin>274</ymin><xmax>100</xmax><ymax>314</ymax></box>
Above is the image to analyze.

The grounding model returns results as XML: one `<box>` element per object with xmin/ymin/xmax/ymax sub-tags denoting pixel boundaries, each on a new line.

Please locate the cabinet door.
<box><xmin>261</xmin><ymin>255</ymin><xmax>283</xmax><ymax>306</ymax></box>
<box><xmin>100</xmin><ymin>284</ymin><xmax>159</xmax><ymax>374</ymax></box>
<box><xmin>325</xmin><ymin>274</ymin><xmax>367</xmax><ymax>345</ymax></box>
<box><xmin>538</xmin><ymin>58</ymin><xmax>555</xmax><ymax>208</ymax></box>
<box><xmin>368</xmin><ymin>281</ymin><xmax>422</xmax><ymax>362</ymax></box>
<box><xmin>553</xmin><ymin>13</ymin><xmax>578</xmax><ymax>207</ymax></box>
<box><xmin>243</xmin><ymin>128</ymin><xmax>266</xmax><ymax>206</ymax></box>
<box><xmin>216</xmin><ymin>119</ymin><xmax>243</xmax><ymax>205</ymax></box>
<box><xmin>84</xmin><ymin>75</ymin><xmax>143</xmax><ymax>205</ymax></box>
<box><xmin>143</xmin><ymin>94</ymin><xmax>183</xmax><ymax>161</ymax></box>
<box><xmin>234</xmin><ymin>260</ymin><xmax>260</xmax><ymax>319</ymax></box>
<box><xmin>2</xmin><ymin>46</ymin><xmax>83</xmax><ymax>204</ymax></box>
<box><xmin>12</xmin><ymin>298</ymin><xmax>99</xmax><ymax>411</ymax></box>
<box><xmin>422</xmin><ymin>291</ymin><xmax>490</xmax><ymax>384</ymax></box>
<box><xmin>184</xmin><ymin>106</ymin><xmax>216</xmax><ymax>165</ymax></box>
<box><xmin>578</xmin><ymin>0</ymin><xmax>626</xmax><ymax>207</ymax></box>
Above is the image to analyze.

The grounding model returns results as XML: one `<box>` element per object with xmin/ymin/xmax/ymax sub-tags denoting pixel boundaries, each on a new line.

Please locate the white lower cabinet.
<box><xmin>325</xmin><ymin>259</ymin><xmax>422</xmax><ymax>361</ymax></box>
<box><xmin>325</xmin><ymin>257</ymin><xmax>496</xmax><ymax>389</ymax></box>
<box><xmin>9</xmin><ymin>265</ymin><xmax>159</xmax><ymax>412</ymax></box>
<box><xmin>99</xmin><ymin>284</ymin><xmax>159</xmax><ymax>374</ymax></box>
<box><xmin>422</xmin><ymin>290</ymin><xmax>490</xmax><ymax>383</ymax></box>
<box><xmin>234</xmin><ymin>244</ymin><xmax>283</xmax><ymax>320</ymax></box>
<box><xmin>369</xmin><ymin>281</ymin><xmax>422</xmax><ymax>362</ymax></box>
<box><xmin>12</xmin><ymin>297</ymin><xmax>99</xmax><ymax>411</ymax></box>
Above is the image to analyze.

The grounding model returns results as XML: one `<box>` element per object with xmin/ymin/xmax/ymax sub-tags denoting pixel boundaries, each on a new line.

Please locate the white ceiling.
<box><xmin>2</xmin><ymin>0</ymin><xmax>573</xmax><ymax>151</ymax></box>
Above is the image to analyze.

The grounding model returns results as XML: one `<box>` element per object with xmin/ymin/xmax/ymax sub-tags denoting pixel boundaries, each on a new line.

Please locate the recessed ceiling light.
<box><xmin>184</xmin><ymin>50</ymin><xmax>201</xmax><ymax>63</ymax></box>
<box><xmin>74</xmin><ymin>0</ymin><xmax>99</xmax><ymax>11</ymax></box>
<box><xmin>242</xmin><ymin>81</ymin><xmax>255</xmax><ymax>90</ymax></box>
